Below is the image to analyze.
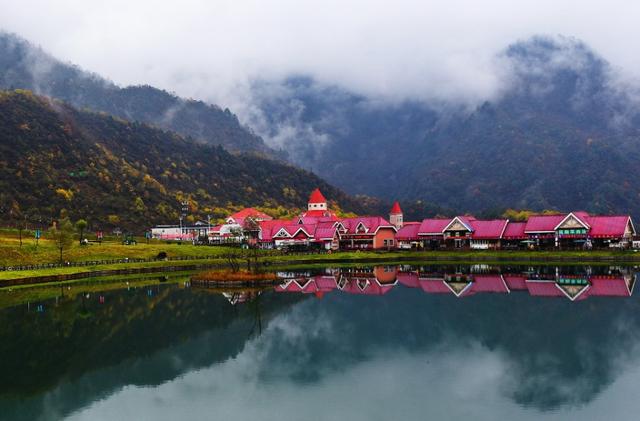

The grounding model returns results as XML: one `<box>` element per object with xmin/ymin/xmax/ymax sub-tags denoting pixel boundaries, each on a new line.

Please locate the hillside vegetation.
<box><xmin>0</xmin><ymin>90</ymin><xmax>371</xmax><ymax>231</ymax></box>
<box><xmin>0</xmin><ymin>32</ymin><xmax>274</xmax><ymax>155</ymax></box>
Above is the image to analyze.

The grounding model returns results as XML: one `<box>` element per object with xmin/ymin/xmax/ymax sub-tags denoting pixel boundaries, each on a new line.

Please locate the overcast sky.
<box><xmin>1</xmin><ymin>0</ymin><xmax>639</xmax><ymax>107</ymax></box>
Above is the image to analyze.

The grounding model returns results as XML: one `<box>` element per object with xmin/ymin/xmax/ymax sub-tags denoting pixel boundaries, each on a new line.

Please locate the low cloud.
<box><xmin>2</xmin><ymin>0</ymin><xmax>640</xmax><ymax>110</ymax></box>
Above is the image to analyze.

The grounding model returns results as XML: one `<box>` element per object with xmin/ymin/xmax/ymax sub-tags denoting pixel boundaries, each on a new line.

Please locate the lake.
<box><xmin>1</xmin><ymin>263</ymin><xmax>639</xmax><ymax>420</ymax></box>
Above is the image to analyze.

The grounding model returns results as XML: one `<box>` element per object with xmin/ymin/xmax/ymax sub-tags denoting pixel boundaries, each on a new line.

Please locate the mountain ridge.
<box><xmin>0</xmin><ymin>89</ymin><xmax>374</xmax><ymax>230</ymax></box>
<box><xmin>0</xmin><ymin>32</ymin><xmax>277</xmax><ymax>156</ymax></box>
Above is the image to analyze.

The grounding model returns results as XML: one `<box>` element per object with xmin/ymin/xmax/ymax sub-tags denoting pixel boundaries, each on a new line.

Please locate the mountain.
<box><xmin>0</xmin><ymin>32</ymin><xmax>275</xmax><ymax>155</ymax></box>
<box><xmin>0</xmin><ymin>90</ymin><xmax>373</xmax><ymax>230</ymax></box>
<box><xmin>244</xmin><ymin>36</ymin><xmax>640</xmax><ymax>219</ymax></box>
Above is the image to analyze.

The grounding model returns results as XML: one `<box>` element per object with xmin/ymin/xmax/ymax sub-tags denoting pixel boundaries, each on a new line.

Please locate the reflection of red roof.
<box><xmin>526</xmin><ymin>281</ymin><xmax>565</xmax><ymax>297</ymax></box>
<box><xmin>397</xmin><ymin>272</ymin><xmax>420</xmax><ymax>288</ymax></box>
<box><xmin>470</xmin><ymin>220</ymin><xmax>508</xmax><ymax>240</ymax></box>
<box><xmin>390</xmin><ymin>201</ymin><xmax>402</xmax><ymax>214</ymax></box>
<box><xmin>396</xmin><ymin>223</ymin><xmax>421</xmax><ymax>241</ymax></box>
<box><xmin>588</xmin><ymin>216</ymin><xmax>633</xmax><ymax>238</ymax></box>
<box><xmin>588</xmin><ymin>276</ymin><xmax>632</xmax><ymax>296</ymax></box>
<box><xmin>524</xmin><ymin>215</ymin><xmax>566</xmax><ymax>233</ymax></box>
<box><xmin>503</xmin><ymin>222</ymin><xmax>527</xmax><ymax>239</ymax></box>
<box><xmin>418</xmin><ymin>219</ymin><xmax>451</xmax><ymax>235</ymax></box>
<box><xmin>339</xmin><ymin>278</ymin><xmax>394</xmax><ymax>295</ymax></box>
<box><xmin>468</xmin><ymin>275</ymin><xmax>509</xmax><ymax>293</ymax></box>
<box><xmin>503</xmin><ymin>274</ymin><xmax>528</xmax><ymax>290</ymax></box>
<box><xmin>419</xmin><ymin>279</ymin><xmax>452</xmax><ymax>294</ymax></box>
<box><xmin>308</xmin><ymin>188</ymin><xmax>327</xmax><ymax>204</ymax></box>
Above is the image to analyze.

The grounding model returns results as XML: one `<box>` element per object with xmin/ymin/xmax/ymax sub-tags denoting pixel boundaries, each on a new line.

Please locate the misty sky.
<box><xmin>1</xmin><ymin>0</ymin><xmax>639</xmax><ymax>108</ymax></box>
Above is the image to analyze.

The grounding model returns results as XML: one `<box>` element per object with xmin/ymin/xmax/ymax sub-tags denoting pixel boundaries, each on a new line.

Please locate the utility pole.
<box><xmin>180</xmin><ymin>201</ymin><xmax>189</xmax><ymax>240</ymax></box>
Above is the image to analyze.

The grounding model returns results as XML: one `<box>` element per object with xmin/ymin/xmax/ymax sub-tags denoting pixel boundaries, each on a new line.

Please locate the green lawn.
<box><xmin>0</xmin><ymin>230</ymin><xmax>237</xmax><ymax>266</ymax></box>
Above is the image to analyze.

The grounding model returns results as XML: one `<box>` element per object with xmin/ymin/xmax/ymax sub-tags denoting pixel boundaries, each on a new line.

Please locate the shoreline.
<box><xmin>1</xmin><ymin>250</ymin><xmax>640</xmax><ymax>287</ymax></box>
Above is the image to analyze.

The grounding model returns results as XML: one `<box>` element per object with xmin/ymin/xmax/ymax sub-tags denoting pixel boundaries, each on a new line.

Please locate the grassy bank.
<box><xmin>0</xmin><ymin>229</ymin><xmax>239</xmax><ymax>266</ymax></box>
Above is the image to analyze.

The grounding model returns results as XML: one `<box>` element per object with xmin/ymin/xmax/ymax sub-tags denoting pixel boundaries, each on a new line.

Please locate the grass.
<box><xmin>0</xmin><ymin>230</ymin><xmax>237</xmax><ymax>266</ymax></box>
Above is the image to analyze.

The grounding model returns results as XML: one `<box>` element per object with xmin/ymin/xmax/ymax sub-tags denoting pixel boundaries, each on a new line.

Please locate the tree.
<box><xmin>50</xmin><ymin>218</ymin><xmax>74</xmax><ymax>263</ymax></box>
<box><xmin>75</xmin><ymin>219</ymin><xmax>88</xmax><ymax>245</ymax></box>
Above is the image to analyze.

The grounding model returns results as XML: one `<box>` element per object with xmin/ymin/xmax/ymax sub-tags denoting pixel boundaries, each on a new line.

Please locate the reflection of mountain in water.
<box><xmin>269</xmin><ymin>265</ymin><xmax>640</xmax><ymax>410</ymax></box>
<box><xmin>275</xmin><ymin>265</ymin><xmax>636</xmax><ymax>301</ymax></box>
<box><xmin>1</xmin><ymin>265</ymin><xmax>639</xmax><ymax>418</ymax></box>
<box><xmin>0</xmin><ymin>283</ymin><xmax>302</xmax><ymax>420</ymax></box>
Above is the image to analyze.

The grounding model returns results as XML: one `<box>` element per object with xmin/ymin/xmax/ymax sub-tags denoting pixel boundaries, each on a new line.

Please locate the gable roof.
<box><xmin>396</xmin><ymin>223</ymin><xmax>421</xmax><ymax>241</ymax></box>
<box><xmin>470</xmin><ymin>219</ymin><xmax>509</xmax><ymax>240</ymax></box>
<box><xmin>339</xmin><ymin>216</ymin><xmax>396</xmax><ymax>235</ymax></box>
<box><xmin>588</xmin><ymin>215</ymin><xmax>635</xmax><ymax>238</ymax></box>
<box><xmin>524</xmin><ymin>214</ymin><xmax>566</xmax><ymax>233</ymax></box>
<box><xmin>443</xmin><ymin>216</ymin><xmax>475</xmax><ymax>232</ymax></box>
<box><xmin>554</xmin><ymin>212</ymin><xmax>591</xmax><ymax>230</ymax></box>
<box><xmin>503</xmin><ymin>222</ymin><xmax>527</xmax><ymax>239</ymax></box>
<box><xmin>229</xmin><ymin>208</ymin><xmax>272</xmax><ymax>221</ymax></box>
<box><xmin>418</xmin><ymin>218</ymin><xmax>452</xmax><ymax>235</ymax></box>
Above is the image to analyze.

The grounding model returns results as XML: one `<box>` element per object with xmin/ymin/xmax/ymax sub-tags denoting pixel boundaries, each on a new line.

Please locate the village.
<box><xmin>151</xmin><ymin>188</ymin><xmax>638</xmax><ymax>251</ymax></box>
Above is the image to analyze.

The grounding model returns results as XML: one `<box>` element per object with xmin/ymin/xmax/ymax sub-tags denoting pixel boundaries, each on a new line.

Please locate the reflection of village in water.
<box><xmin>11</xmin><ymin>265</ymin><xmax>637</xmax><ymax>315</ymax></box>
<box><xmin>268</xmin><ymin>265</ymin><xmax>637</xmax><ymax>302</ymax></box>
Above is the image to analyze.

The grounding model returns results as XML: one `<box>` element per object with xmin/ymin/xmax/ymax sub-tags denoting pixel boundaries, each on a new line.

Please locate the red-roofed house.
<box><xmin>501</xmin><ymin>222</ymin><xmax>528</xmax><ymax>249</ymax></box>
<box><xmin>417</xmin><ymin>218</ymin><xmax>451</xmax><ymax>249</ymax></box>
<box><xmin>587</xmin><ymin>215</ymin><xmax>635</xmax><ymax>248</ymax></box>
<box><xmin>226</xmin><ymin>208</ymin><xmax>273</xmax><ymax>226</ymax></box>
<box><xmin>469</xmin><ymin>219</ymin><xmax>509</xmax><ymax>250</ymax></box>
<box><xmin>395</xmin><ymin>222</ymin><xmax>421</xmax><ymax>249</ymax></box>
<box><xmin>338</xmin><ymin>216</ymin><xmax>397</xmax><ymax>250</ymax></box>
<box><xmin>523</xmin><ymin>212</ymin><xmax>635</xmax><ymax>249</ymax></box>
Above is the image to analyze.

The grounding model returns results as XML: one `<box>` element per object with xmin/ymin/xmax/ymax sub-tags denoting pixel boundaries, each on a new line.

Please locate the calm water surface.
<box><xmin>1</xmin><ymin>264</ymin><xmax>640</xmax><ymax>421</ymax></box>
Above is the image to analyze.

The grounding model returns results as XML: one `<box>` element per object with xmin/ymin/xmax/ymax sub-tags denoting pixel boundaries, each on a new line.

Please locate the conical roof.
<box><xmin>390</xmin><ymin>201</ymin><xmax>402</xmax><ymax>214</ymax></box>
<box><xmin>309</xmin><ymin>188</ymin><xmax>327</xmax><ymax>204</ymax></box>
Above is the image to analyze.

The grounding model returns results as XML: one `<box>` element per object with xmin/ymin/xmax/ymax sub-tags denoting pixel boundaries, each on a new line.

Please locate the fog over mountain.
<box><xmin>2</xmin><ymin>1</ymin><xmax>640</xmax><ymax>216</ymax></box>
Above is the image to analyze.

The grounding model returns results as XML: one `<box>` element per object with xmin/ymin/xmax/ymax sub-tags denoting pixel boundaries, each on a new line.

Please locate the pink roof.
<box><xmin>302</xmin><ymin>209</ymin><xmax>338</xmax><ymax>218</ymax></box>
<box><xmin>571</xmin><ymin>211</ymin><xmax>592</xmax><ymax>228</ymax></box>
<box><xmin>418</xmin><ymin>218</ymin><xmax>451</xmax><ymax>235</ymax></box>
<box><xmin>259</xmin><ymin>219</ymin><xmax>292</xmax><ymax>241</ymax></box>
<box><xmin>524</xmin><ymin>214</ymin><xmax>567</xmax><ymax>233</ymax></box>
<box><xmin>297</xmin><ymin>215</ymin><xmax>338</xmax><ymax>224</ymax></box>
<box><xmin>390</xmin><ymin>201</ymin><xmax>402</xmax><ymax>214</ymax></box>
<box><xmin>396</xmin><ymin>223</ymin><xmax>421</xmax><ymax>241</ymax></box>
<box><xmin>470</xmin><ymin>220</ymin><xmax>508</xmax><ymax>240</ymax></box>
<box><xmin>339</xmin><ymin>216</ymin><xmax>395</xmax><ymax>234</ymax></box>
<box><xmin>229</xmin><ymin>208</ymin><xmax>272</xmax><ymax>222</ymax></box>
<box><xmin>308</xmin><ymin>188</ymin><xmax>327</xmax><ymax>204</ymax></box>
<box><xmin>503</xmin><ymin>222</ymin><xmax>527</xmax><ymax>239</ymax></box>
<box><xmin>588</xmin><ymin>216</ymin><xmax>633</xmax><ymax>238</ymax></box>
<box><xmin>315</xmin><ymin>226</ymin><xmax>338</xmax><ymax>240</ymax></box>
